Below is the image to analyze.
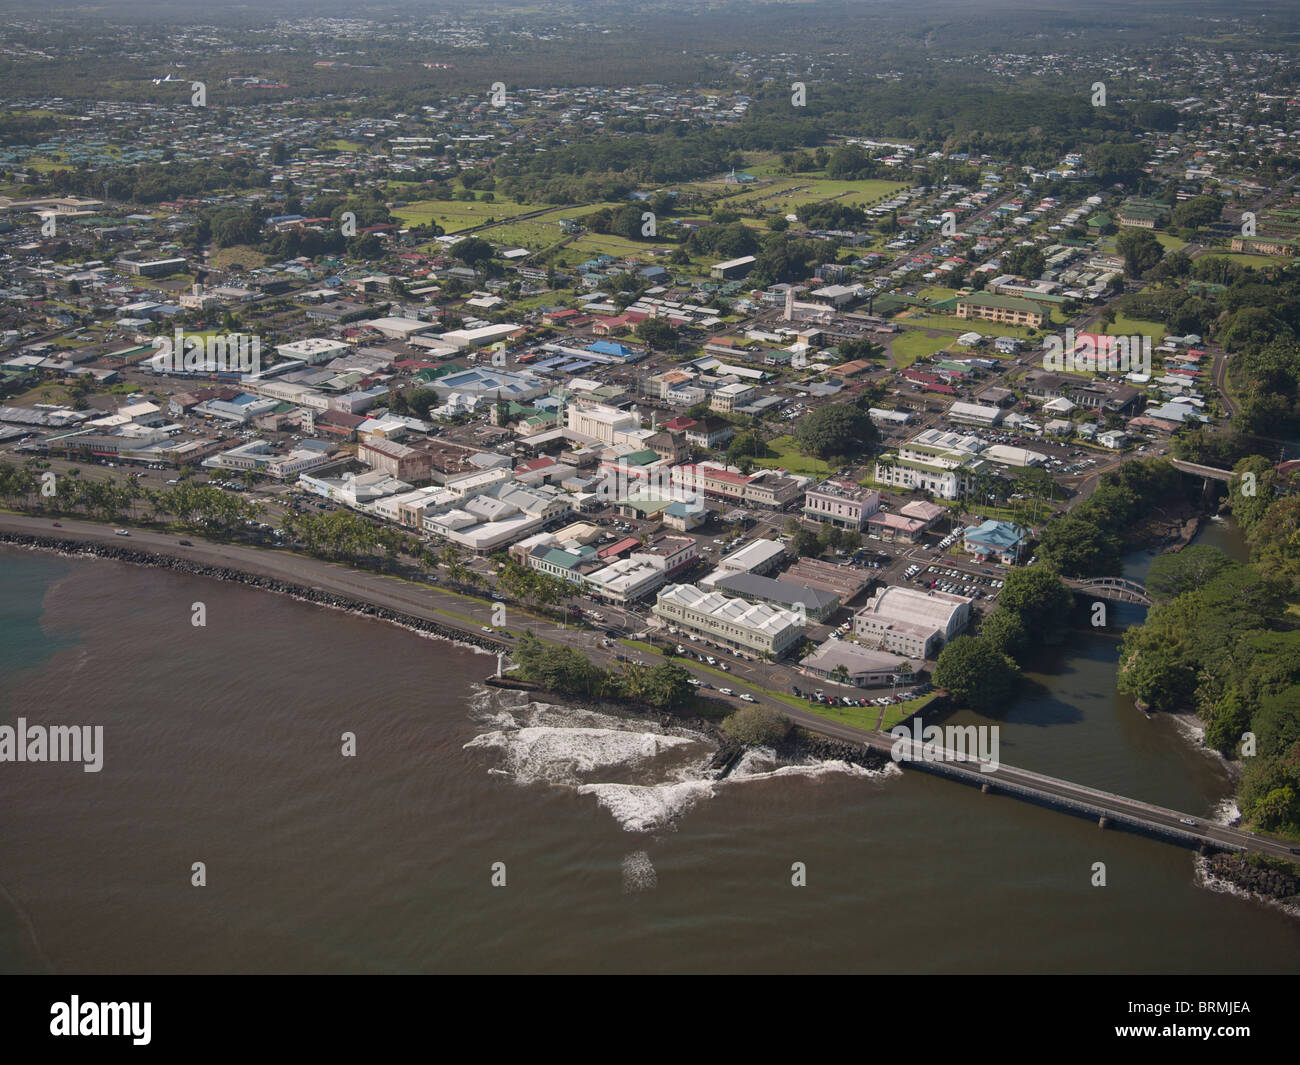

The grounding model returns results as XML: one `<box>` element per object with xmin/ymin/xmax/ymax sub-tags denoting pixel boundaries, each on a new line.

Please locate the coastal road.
<box><xmin>4</xmin><ymin>512</ymin><xmax>1297</xmax><ymax>862</ymax></box>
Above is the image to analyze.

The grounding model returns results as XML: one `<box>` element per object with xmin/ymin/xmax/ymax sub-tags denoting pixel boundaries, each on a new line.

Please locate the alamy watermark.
<box><xmin>150</xmin><ymin>327</ymin><xmax>261</xmax><ymax>374</ymax></box>
<box><xmin>0</xmin><ymin>718</ymin><xmax>103</xmax><ymax>772</ymax></box>
<box><xmin>890</xmin><ymin>716</ymin><xmax>1000</xmax><ymax>773</ymax></box>
<box><xmin>1042</xmin><ymin>327</ymin><xmax>1151</xmax><ymax>377</ymax></box>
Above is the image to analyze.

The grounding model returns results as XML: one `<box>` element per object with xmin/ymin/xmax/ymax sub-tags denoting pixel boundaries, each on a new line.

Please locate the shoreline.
<box><xmin>486</xmin><ymin>683</ymin><xmax>894</xmax><ymax>777</ymax></box>
<box><xmin>0</xmin><ymin>530</ymin><xmax>508</xmax><ymax>658</ymax></box>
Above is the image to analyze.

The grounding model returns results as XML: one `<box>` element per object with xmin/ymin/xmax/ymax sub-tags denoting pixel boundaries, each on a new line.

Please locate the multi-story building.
<box><xmin>874</xmin><ymin>428</ymin><xmax>988</xmax><ymax>500</ymax></box>
<box><xmin>853</xmin><ymin>585</ymin><xmax>971</xmax><ymax>660</ymax></box>
<box><xmin>803</xmin><ymin>480</ymin><xmax>880</xmax><ymax>529</ymax></box>
<box><xmin>276</xmin><ymin>338</ymin><xmax>351</xmax><ymax>365</ymax></box>
<box><xmin>653</xmin><ymin>583</ymin><xmax>805</xmax><ymax>659</ymax></box>
<box><xmin>710</xmin><ymin>382</ymin><xmax>756</xmax><ymax>413</ymax></box>
<box><xmin>566</xmin><ymin>401</ymin><xmax>641</xmax><ymax>445</ymax></box>
<box><xmin>423</xmin><ymin>481</ymin><xmax>571</xmax><ymax>553</ymax></box>
<box><xmin>955</xmin><ymin>292</ymin><xmax>1045</xmax><ymax>328</ymax></box>
<box><xmin>359</xmin><ymin>439</ymin><xmax>432</xmax><ymax>483</ymax></box>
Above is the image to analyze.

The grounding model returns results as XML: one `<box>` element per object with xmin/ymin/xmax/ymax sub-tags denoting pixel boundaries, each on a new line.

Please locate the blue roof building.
<box><xmin>963</xmin><ymin>519</ymin><xmax>1028</xmax><ymax>564</ymax></box>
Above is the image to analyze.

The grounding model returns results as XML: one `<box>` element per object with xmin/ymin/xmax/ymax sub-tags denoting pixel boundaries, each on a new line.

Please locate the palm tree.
<box><xmin>831</xmin><ymin>664</ymin><xmax>852</xmax><ymax>686</ymax></box>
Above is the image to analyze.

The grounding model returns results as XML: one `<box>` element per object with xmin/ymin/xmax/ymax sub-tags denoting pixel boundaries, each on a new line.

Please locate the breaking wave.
<box><xmin>464</xmin><ymin>687</ymin><xmax>897</xmax><ymax>832</ymax></box>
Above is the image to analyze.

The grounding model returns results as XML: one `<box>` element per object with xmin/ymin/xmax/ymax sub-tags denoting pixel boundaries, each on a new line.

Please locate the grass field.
<box><xmin>392</xmin><ymin>197</ymin><xmax>540</xmax><ymax>235</ymax></box>
<box><xmin>1199</xmin><ymin>251</ymin><xmax>1295</xmax><ymax>269</ymax></box>
<box><xmin>755</xmin><ymin>435</ymin><xmax>832</xmax><ymax>477</ymax></box>
<box><xmin>801</xmin><ymin>689</ymin><xmax>941</xmax><ymax>732</ymax></box>
<box><xmin>718</xmin><ymin>177</ymin><xmax>906</xmax><ymax>214</ymax></box>
<box><xmin>476</xmin><ymin>203</ymin><xmax>626</xmax><ymax>254</ymax></box>
<box><xmin>209</xmin><ymin>244</ymin><xmax>268</xmax><ymax>270</ymax></box>
<box><xmin>1153</xmin><ymin>232</ymin><xmax>1188</xmax><ymax>253</ymax></box>
<box><xmin>1106</xmin><ymin>313</ymin><xmax>1166</xmax><ymax>341</ymax></box>
<box><xmin>916</xmin><ymin>285</ymin><xmax>962</xmax><ymax>302</ymax></box>
<box><xmin>888</xmin><ymin>329</ymin><xmax>952</xmax><ymax>368</ymax></box>
<box><xmin>899</xmin><ymin>310</ymin><xmax>1050</xmax><ymax>339</ymax></box>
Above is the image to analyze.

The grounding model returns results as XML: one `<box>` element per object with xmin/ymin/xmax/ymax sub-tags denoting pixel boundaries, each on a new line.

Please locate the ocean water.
<box><xmin>0</xmin><ymin>545</ymin><xmax>1296</xmax><ymax>974</ymax></box>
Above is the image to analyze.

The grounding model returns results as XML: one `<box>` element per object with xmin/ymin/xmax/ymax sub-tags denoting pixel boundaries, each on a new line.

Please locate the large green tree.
<box><xmin>933</xmin><ymin>636</ymin><xmax>1020</xmax><ymax>712</ymax></box>
<box><xmin>793</xmin><ymin>403</ymin><xmax>878</xmax><ymax>460</ymax></box>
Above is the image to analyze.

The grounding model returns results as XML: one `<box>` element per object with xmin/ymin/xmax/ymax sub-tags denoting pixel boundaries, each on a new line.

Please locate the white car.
<box><xmin>738</xmin><ymin>693</ymin><xmax>756</xmax><ymax>702</ymax></box>
<box><xmin>719</xmin><ymin>688</ymin><xmax>735</xmax><ymax>696</ymax></box>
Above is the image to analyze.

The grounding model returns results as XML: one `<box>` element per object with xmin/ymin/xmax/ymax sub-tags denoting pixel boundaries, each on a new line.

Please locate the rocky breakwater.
<box><xmin>1206</xmin><ymin>853</ymin><xmax>1300</xmax><ymax>907</ymax></box>
<box><xmin>787</xmin><ymin>729</ymin><xmax>892</xmax><ymax>772</ymax></box>
<box><xmin>0</xmin><ymin>532</ymin><xmax>507</xmax><ymax>655</ymax></box>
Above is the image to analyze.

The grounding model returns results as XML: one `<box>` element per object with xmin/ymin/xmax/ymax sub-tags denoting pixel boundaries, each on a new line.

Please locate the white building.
<box><xmin>804</xmin><ymin>480</ymin><xmax>880</xmax><ymax>530</ymax></box>
<box><xmin>717</xmin><ymin>538</ymin><xmax>786</xmax><ymax>577</ymax></box>
<box><xmin>276</xmin><ymin>338</ymin><xmax>351</xmax><ymax>365</ymax></box>
<box><xmin>584</xmin><ymin>557</ymin><xmax>666</xmax><ymax>605</ymax></box>
<box><xmin>653</xmin><ymin>583</ymin><xmax>805</xmax><ymax>659</ymax></box>
<box><xmin>710</xmin><ymin>382</ymin><xmax>757</xmax><ymax>412</ymax></box>
<box><xmin>853</xmin><ymin>585</ymin><xmax>971</xmax><ymax>659</ymax></box>
<box><xmin>565</xmin><ymin>401</ymin><xmax>641</xmax><ymax>445</ymax></box>
<box><xmin>422</xmin><ymin>481</ymin><xmax>571</xmax><ymax>552</ymax></box>
<box><xmin>948</xmin><ymin>401</ymin><xmax>1004</xmax><ymax>427</ymax></box>
<box><xmin>874</xmin><ymin>428</ymin><xmax>988</xmax><ymax>500</ymax></box>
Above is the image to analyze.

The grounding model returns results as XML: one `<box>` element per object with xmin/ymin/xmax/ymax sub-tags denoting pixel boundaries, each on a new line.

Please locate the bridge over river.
<box><xmin>1169</xmin><ymin>458</ymin><xmax>1236</xmax><ymax>483</ymax></box>
<box><xmin>797</xmin><ymin>726</ymin><xmax>1300</xmax><ymax>862</ymax></box>
<box><xmin>1064</xmin><ymin>576</ymin><xmax>1153</xmax><ymax>606</ymax></box>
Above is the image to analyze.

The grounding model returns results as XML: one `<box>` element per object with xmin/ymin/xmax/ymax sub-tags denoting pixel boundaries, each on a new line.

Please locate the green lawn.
<box><xmin>391</xmin><ymin>197</ymin><xmax>540</xmax><ymax>235</ymax></box>
<box><xmin>1106</xmin><ymin>313</ymin><xmax>1166</xmax><ymax>342</ymax></box>
<box><xmin>717</xmin><ymin>176</ymin><xmax>905</xmax><ymax>214</ymax></box>
<box><xmin>1199</xmin><ymin>251</ymin><xmax>1294</xmax><ymax>269</ymax></box>
<box><xmin>889</xmin><ymin>329</ymin><xmax>952</xmax><ymax>368</ymax></box>
<box><xmin>916</xmin><ymin>285</ymin><xmax>962</xmax><ymax>302</ymax></box>
<box><xmin>756</xmin><ymin>435</ymin><xmax>832</xmax><ymax>477</ymax></box>
<box><xmin>801</xmin><ymin>689</ymin><xmax>941</xmax><ymax>732</ymax></box>
<box><xmin>1153</xmin><ymin>232</ymin><xmax>1188</xmax><ymax>253</ymax></box>
<box><xmin>900</xmin><ymin>311</ymin><xmax>1052</xmax><ymax>339</ymax></box>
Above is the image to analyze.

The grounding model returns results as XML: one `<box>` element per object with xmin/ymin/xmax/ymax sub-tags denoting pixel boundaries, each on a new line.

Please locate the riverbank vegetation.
<box><xmin>933</xmin><ymin>565</ymin><xmax>1077</xmax><ymax>710</ymax></box>
<box><xmin>1036</xmin><ymin>459</ymin><xmax>1191</xmax><ymax>577</ymax></box>
<box><xmin>1117</xmin><ymin>462</ymin><xmax>1300</xmax><ymax>839</ymax></box>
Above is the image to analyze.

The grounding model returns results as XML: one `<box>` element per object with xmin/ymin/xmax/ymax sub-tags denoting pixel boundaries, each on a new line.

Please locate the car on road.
<box><xmin>739</xmin><ymin>693</ymin><xmax>756</xmax><ymax>702</ymax></box>
<box><xmin>718</xmin><ymin>688</ymin><xmax>734</xmax><ymax>696</ymax></box>
<box><xmin>114</xmin><ymin>528</ymin><xmax>129</xmax><ymax>536</ymax></box>
<box><xmin>481</xmin><ymin>626</ymin><xmax>494</xmax><ymax>634</ymax></box>
<box><xmin>178</xmin><ymin>540</ymin><xmax>193</xmax><ymax>546</ymax></box>
<box><xmin>52</xmin><ymin>521</ymin><xmax>62</xmax><ymax>527</ymax></box>
<box><xmin>1179</xmin><ymin>818</ymin><xmax>1197</xmax><ymax>827</ymax></box>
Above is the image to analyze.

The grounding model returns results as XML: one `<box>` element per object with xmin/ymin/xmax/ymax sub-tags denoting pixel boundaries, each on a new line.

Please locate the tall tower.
<box><xmin>784</xmin><ymin>287</ymin><xmax>795</xmax><ymax>322</ymax></box>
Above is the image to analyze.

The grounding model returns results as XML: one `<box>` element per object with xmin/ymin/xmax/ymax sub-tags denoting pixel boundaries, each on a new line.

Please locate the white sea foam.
<box><xmin>465</xmin><ymin>726</ymin><xmax>699</xmax><ymax>785</ymax></box>
<box><xmin>728</xmin><ymin>746</ymin><xmax>901</xmax><ymax>783</ymax></box>
<box><xmin>621</xmin><ymin>851</ymin><xmax>658</xmax><ymax>893</ymax></box>
<box><xmin>465</xmin><ymin>691</ymin><xmax>902</xmax><ymax>832</ymax></box>
<box><xmin>578</xmin><ymin>780</ymin><xmax>716</xmax><ymax>832</ymax></box>
<box><xmin>1212</xmin><ymin>797</ymin><xmax>1242</xmax><ymax>827</ymax></box>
